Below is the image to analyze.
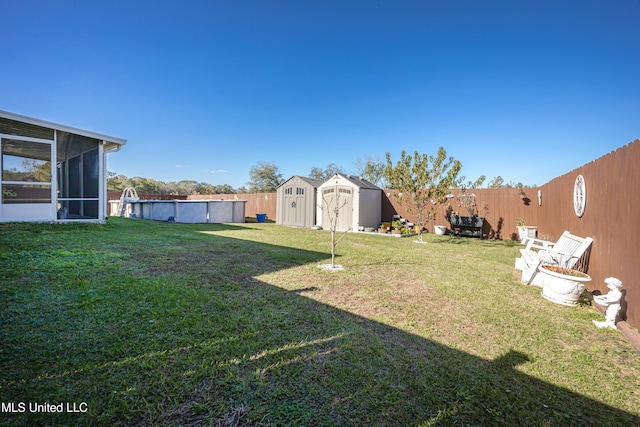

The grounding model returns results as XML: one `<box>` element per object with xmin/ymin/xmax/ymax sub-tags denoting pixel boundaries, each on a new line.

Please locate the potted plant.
<box><xmin>377</xmin><ymin>223</ymin><xmax>389</xmax><ymax>234</ymax></box>
<box><xmin>391</xmin><ymin>220</ymin><xmax>403</xmax><ymax>235</ymax></box>
<box><xmin>538</xmin><ymin>264</ymin><xmax>592</xmax><ymax>306</ymax></box>
<box><xmin>515</xmin><ymin>217</ymin><xmax>528</xmax><ymax>241</ymax></box>
<box><xmin>434</xmin><ymin>225</ymin><xmax>447</xmax><ymax>235</ymax></box>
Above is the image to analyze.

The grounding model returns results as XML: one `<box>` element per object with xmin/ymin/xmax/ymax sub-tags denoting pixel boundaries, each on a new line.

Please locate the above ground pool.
<box><xmin>128</xmin><ymin>200</ymin><xmax>246</xmax><ymax>223</ymax></box>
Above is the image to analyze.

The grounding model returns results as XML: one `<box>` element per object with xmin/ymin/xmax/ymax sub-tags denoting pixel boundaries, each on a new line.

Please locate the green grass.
<box><xmin>1</xmin><ymin>218</ymin><xmax>639</xmax><ymax>426</ymax></box>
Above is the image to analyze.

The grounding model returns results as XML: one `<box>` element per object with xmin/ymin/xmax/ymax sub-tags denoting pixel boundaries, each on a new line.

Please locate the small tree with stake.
<box><xmin>385</xmin><ymin>147</ymin><xmax>463</xmax><ymax>243</ymax></box>
<box><xmin>319</xmin><ymin>179</ymin><xmax>351</xmax><ymax>270</ymax></box>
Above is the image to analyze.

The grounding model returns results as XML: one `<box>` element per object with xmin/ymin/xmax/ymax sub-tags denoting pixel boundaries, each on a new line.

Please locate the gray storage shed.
<box><xmin>276</xmin><ymin>175</ymin><xmax>323</xmax><ymax>227</ymax></box>
<box><xmin>317</xmin><ymin>173</ymin><xmax>382</xmax><ymax>232</ymax></box>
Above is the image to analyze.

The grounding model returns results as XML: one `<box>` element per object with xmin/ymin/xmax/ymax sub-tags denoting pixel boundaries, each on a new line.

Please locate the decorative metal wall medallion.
<box><xmin>573</xmin><ymin>175</ymin><xmax>586</xmax><ymax>217</ymax></box>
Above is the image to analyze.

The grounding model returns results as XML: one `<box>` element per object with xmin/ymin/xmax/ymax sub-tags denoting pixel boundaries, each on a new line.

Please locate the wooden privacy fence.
<box><xmin>381</xmin><ymin>187</ymin><xmax>539</xmax><ymax>240</ymax></box>
<box><xmin>534</xmin><ymin>139</ymin><xmax>640</xmax><ymax>330</ymax></box>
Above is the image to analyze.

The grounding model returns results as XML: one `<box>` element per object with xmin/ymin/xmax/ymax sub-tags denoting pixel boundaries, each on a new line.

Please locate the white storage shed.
<box><xmin>276</xmin><ymin>175</ymin><xmax>323</xmax><ymax>227</ymax></box>
<box><xmin>317</xmin><ymin>173</ymin><xmax>382</xmax><ymax>232</ymax></box>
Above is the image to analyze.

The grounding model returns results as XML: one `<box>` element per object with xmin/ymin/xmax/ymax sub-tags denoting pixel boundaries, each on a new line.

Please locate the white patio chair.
<box><xmin>515</xmin><ymin>231</ymin><xmax>593</xmax><ymax>286</ymax></box>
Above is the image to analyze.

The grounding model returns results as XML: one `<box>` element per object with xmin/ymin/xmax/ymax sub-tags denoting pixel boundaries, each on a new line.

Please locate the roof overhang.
<box><xmin>0</xmin><ymin>110</ymin><xmax>127</xmax><ymax>148</ymax></box>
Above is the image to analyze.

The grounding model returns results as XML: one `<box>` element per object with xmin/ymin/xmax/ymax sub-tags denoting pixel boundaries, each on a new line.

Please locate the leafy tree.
<box><xmin>246</xmin><ymin>161</ymin><xmax>283</xmax><ymax>193</ymax></box>
<box><xmin>209</xmin><ymin>184</ymin><xmax>236</xmax><ymax>194</ymax></box>
<box><xmin>128</xmin><ymin>176</ymin><xmax>160</xmax><ymax>194</ymax></box>
<box><xmin>174</xmin><ymin>180</ymin><xmax>198</xmax><ymax>195</ymax></box>
<box><xmin>3</xmin><ymin>158</ymin><xmax>51</xmax><ymax>182</ymax></box>
<box><xmin>309</xmin><ymin>163</ymin><xmax>343</xmax><ymax>182</ymax></box>
<box><xmin>107</xmin><ymin>172</ymin><xmax>129</xmax><ymax>192</ymax></box>
<box><xmin>353</xmin><ymin>156</ymin><xmax>386</xmax><ymax>187</ymax></box>
<box><xmin>107</xmin><ymin>172</ymin><xmax>237</xmax><ymax>196</ymax></box>
<box><xmin>23</xmin><ymin>158</ymin><xmax>51</xmax><ymax>182</ymax></box>
<box><xmin>385</xmin><ymin>147</ymin><xmax>463</xmax><ymax>242</ymax></box>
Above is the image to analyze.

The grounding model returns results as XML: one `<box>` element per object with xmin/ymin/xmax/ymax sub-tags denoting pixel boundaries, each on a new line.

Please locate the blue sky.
<box><xmin>2</xmin><ymin>0</ymin><xmax>639</xmax><ymax>189</ymax></box>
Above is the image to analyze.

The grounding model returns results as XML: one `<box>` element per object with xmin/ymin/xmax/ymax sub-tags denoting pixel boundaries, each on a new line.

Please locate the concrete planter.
<box><xmin>434</xmin><ymin>225</ymin><xmax>447</xmax><ymax>235</ymax></box>
<box><xmin>538</xmin><ymin>265</ymin><xmax>591</xmax><ymax>306</ymax></box>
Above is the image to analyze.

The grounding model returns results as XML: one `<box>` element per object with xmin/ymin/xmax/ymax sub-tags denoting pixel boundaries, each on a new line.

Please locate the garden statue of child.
<box><xmin>592</xmin><ymin>277</ymin><xmax>623</xmax><ymax>329</ymax></box>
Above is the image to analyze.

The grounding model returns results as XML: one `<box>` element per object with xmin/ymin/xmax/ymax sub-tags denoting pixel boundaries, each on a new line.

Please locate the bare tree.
<box><xmin>319</xmin><ymin>181</ymin><xmax>351</xmax><ymax>270</ymax></box>
<box><xmin>455</xmin><ymin>175</ymin><xmax>487</xmax><ymax>216</ymax></box>
<box><xmin>353</xmin><ymin>156</ymin><xmax>387</xmax><ymax>187</ymax></box>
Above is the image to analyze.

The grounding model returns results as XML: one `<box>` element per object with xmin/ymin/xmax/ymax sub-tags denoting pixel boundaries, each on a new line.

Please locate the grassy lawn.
<box><xmin>1</xmin><ymin>218</ymin><xmax>639</xmax><ymax>426</ymax></box>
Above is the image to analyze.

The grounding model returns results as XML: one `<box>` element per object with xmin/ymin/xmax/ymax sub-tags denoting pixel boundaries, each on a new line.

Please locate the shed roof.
<box><xmin>321</xmin><ymin>173</ymin><xmax>382</xmax><ymax>190</ymax></box>
<box><xmin>277</xmin><ymin>175</ymin><xmax>324</xmax><ymax>189</ymax></box>
<box><xmin>0</xmin><ymin>110</ymin><xmax>127</xmax><ymax>151</ymax></box>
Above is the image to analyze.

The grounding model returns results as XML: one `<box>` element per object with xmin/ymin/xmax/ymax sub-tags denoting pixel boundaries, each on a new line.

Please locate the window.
<box><xmin>296</xmin><ymin>187</ymin><xmax>304</xmax><ymax>195</ymax></box>
<box><xmin>2</xmin><ymin>138</ymin><xmax>52</xmax><ymax>204</ymax></box>
<box><xmin>285</xmin><ymin>187</ymin><xmax>293</xmax><ymax>195</ymax></box>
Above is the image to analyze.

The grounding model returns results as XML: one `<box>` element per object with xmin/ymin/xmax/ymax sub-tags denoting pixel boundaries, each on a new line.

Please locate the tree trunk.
<box><xmin>331</xmin><ymin>229</ymin><xmax>336</xmax><ymax>268</ymax></box>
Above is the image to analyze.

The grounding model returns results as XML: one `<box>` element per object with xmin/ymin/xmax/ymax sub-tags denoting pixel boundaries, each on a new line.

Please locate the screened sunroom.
<box><xmin>0</xmin><ymin>110</ymin><xmax>126</xmax><ymax>222</ymax></box>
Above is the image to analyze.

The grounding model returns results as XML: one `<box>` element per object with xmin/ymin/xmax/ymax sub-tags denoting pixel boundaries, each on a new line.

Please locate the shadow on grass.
<box><xmin>1</xmin><ymin>221</ymin><xmax>637</xmax><ymax>426</ymax></box>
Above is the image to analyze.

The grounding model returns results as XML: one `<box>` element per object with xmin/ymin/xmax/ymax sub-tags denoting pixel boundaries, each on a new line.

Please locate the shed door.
<box><xmin>321</xmin><ymin>186</ymin><xmax>352</xmax><ymax>232</ymax></box>
<box><xmin>283</xmin><ymin>186</ymin><xmax>305</xmax><ymax>227</ymax></box>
